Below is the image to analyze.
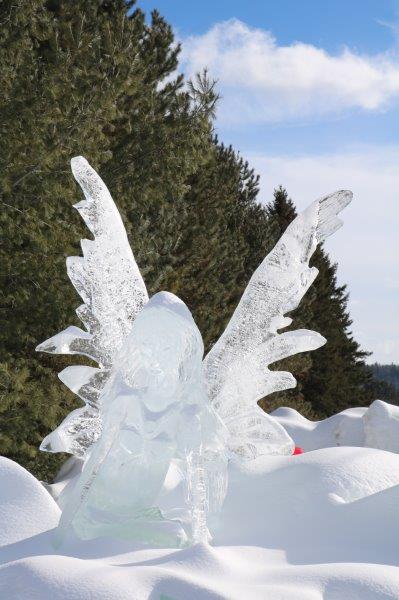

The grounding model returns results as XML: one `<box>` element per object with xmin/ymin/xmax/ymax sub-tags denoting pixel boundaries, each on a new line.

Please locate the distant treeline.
<box><xmin>371</xmin><ymin>364</ymin><xmax>399</xmax><ymax>393</ymax></box>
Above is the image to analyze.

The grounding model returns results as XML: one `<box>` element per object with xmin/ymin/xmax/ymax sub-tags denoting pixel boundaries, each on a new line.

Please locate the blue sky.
<box><xmin>138</xmin><ymin>0</ymin><xmax>399</xmax><ymax>363</ymax></box>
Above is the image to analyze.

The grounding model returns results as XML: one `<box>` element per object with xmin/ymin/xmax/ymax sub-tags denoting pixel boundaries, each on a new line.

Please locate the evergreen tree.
<box><xmin>163</xmin><ymin>140</ymin><xmax>268</xmax><ymax>353</ymax></box>
<box><xmin>364</xmin><ymin>366</ymin><xmax>399</xmax><ymax>404</ymax></box>
<box><xmin>0</xmin><ymin>1</ymin><xmax>273</xmax><ymax>479</ymax></box>
<box><xmin>371</xmin><ymin>363</ymin><xmax>399</xmax><ymax>392</ymax></box>
<box><xmin>303</xmin><ymin>248</ymin><xmax>372</xmax><ymax>416</ymax></box>
<box><xmin>0</xmin><ymin>0</ymin><xmax>214</xmax><ymax>479</ymax></box>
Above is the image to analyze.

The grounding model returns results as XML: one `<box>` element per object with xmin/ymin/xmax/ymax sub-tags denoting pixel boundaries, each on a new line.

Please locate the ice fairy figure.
<box><xmin>37</xmin><ymin>156</ymin><xmax>352</xmax><ymax>546</ymax></box>
<box><xmin>55</xmin><ymin>291</ymin><xmax>227</xmax><ymax>546</ymax></box>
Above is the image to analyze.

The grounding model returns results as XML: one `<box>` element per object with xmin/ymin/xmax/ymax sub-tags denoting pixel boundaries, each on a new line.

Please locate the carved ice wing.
<box><xmin>37</xmin><ymin>157</ymin><xmax>149</xmax><ymax>455</ymax></box>
<box><xmin>38</xmin><ymin>156</ymin><xmax>148</xmax><ymax>369</ymax></box>
<box><xmin>203</xmin><ymin>190</ymin><xmax>352</xmax><ymax>460</ymax></box>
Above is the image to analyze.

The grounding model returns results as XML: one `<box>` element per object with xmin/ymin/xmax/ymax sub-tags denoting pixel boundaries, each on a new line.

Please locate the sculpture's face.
<box><xmin>117</xmin><ymin>292</ymin><xmax>205</xmax><ymax>412</ymax></box>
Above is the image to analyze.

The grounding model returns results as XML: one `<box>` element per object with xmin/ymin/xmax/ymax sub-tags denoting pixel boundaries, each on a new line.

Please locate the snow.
<box><xmin>2</xmin><ymin>436</ymin><xmax>399</xmax><ymax>598</ymax></box>
<box><xmin>272</xmin><ymin>399</ymin><xmax>399</xmax><ymax>453</ymax></box>
<box><xmin>272</xmin><ymin>406</ymin><xmax>366</xmax><ymax>451</ymax></box>
<box><xmin>364</xmin><ymin>400</ymin><xmax>399</xmax><ymax>453</ymax></box>
<box><xmin>0</xmin><ymin>457</ymin><xmax>60</xmax><ymax>546</ymax></box>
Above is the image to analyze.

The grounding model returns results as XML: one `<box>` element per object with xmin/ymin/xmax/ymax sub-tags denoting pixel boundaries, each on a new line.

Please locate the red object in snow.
<box><xmin>293</xmin><ymin>446</ymin><xmax>303</xmax><ymax>455</ymax></box>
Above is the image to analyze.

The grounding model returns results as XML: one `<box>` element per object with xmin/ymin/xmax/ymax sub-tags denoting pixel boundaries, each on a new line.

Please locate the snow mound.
<box><xmin>218</xmin><ymin>447</ymin><xmax>399</xmax><ymax>562</ymax></box>
<box><xmin>364</xmin><ymin>400</ymin><xmax>399</xmax><ymax>453</ymax></box>
<box><xmin>0</xmin><ymin>457</ymin><xmax>59</xmax><ymax>546</ymax></box>
<box><xmin>272</xmin><ymin>406</ymin><xmax>366</xmax><ymax>451</ymax></box>
<box><xmin>272</xmin><ymin>399</ymin><xmax>399</xmax><ymax>453</ymax></box>
<box><xmin>2</xmin><ymin>447</ymin><xmax>399</xmax><ymax>599</ymax></box>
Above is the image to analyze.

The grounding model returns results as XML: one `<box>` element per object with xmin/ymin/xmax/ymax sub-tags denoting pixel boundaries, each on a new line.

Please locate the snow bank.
<box><xmin>2</xmin><ymin>446</ymin><xmax>399</xmax><ymax>599</ymax></box>
<box><xmin>272</xmin><ymin>406</ymin><xmax>366</xmax><ymax>450</ymax></box>
<box><xmin>0</xmin><ymin>457</ymin><xmax>59</xmax><ymax>546</ymax></box>
<box><xmin>364</xmin><ymin>400</ymin><xmax>399</xmax><ymax>453</ymax></box>
<box><xmin>219</xmin><ymin>447</ymin><xmax>399</xmax><ymax>560</ymax></box>
<box><xmin>272</xmin><ymin>399</ymin><xmax>399</xmax><ymax>453</ymax></box>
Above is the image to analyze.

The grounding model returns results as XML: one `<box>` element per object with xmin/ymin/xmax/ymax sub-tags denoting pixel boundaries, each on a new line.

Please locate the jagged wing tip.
<box><xmin>317</xmin><ymin>189</ymin><xmax>353</xmax><ymax>242</ymax></box>
<box><xmin>71</xmin><ymin>155</ymin><xmax>88</xmax><ymax>171</ymax></box>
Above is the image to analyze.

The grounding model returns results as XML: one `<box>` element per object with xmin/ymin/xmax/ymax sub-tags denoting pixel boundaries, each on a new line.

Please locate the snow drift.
<box><xmin>272</xmin><ymin>399</ymin><xmax>399</xmax><ymax>452</ymax></box>
<box><xmin>2</xmin><ymin>407</ymin><xmax>399</xmax><ymax>599</ymax></box>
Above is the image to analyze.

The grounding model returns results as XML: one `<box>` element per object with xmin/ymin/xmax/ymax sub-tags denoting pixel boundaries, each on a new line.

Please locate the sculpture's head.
<box><xmin>116</xmin><ymin>291</ymin><xmax>205</xmax><ymax>411</ymax></box>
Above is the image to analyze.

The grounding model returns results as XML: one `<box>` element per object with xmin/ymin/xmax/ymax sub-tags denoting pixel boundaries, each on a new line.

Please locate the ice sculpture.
<box><xmin>55</xmin><ymin>292</ymin><xmax>227</xmax><ymax>545</ymax></box>
<box><xmin>37</xmin><ymin>156</ymin><xmax>352</xmax><ymax>546</ymax></box>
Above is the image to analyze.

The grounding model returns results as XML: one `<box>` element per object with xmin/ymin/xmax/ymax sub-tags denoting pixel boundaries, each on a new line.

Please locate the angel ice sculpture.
<box><xmin>37</xmin><ymin>157</ymin><xmax>352</xmax><ymax>546</ymax></box>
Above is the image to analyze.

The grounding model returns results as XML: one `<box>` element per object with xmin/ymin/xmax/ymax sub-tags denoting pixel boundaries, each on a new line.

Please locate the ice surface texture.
<box><xmin>37</xmin><ymin>157</ymin><xmax>148</xmax><ymax>456</ymax></box>
<box><xmin>55</xmin><ymin>292</ymin><xmax>226</xmax><ymax>545</ymax></box>
<box><xmin>36</xmin><ymin>156</ymin><xmax>351</xmax><ymax>544</ymax></box>
<box><xmin>203</xmin><ymin>190</ymin><xmax>352</xmax><ymax>460</ymax></box>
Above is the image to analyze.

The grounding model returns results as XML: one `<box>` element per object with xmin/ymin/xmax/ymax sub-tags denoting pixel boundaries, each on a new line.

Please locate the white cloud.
<box><xmin>248</xmin><ymin>146</ymin><xmax>399</xmax><ymax>363</ymax></box>
<box><xmin>181</xmin><ymin>19</ymin><xmax>399</xmax><ymax>124</ymax></box>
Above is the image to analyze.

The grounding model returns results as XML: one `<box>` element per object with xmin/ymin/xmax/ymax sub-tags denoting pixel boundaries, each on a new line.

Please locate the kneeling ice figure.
<box><xmin>57</xmin><ymin>292</ymin><xmax>228</xmax><ymax>545</ymax></box>
<box><xmin>37</xmin><ymin>156</ymin><xmax>352</xmax><ymax>546</ymax></box>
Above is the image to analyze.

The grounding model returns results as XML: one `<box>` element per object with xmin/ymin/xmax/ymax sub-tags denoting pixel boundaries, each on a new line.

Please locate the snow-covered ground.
<box><xmin>272</xmin><ymin>399</ymin><xmax>399</xmax><ymax>452</ymax></box>
<box><xmin>2</xmin><ymin>400</ymin><xmax>399</xmax><ymax>599</ymax></box>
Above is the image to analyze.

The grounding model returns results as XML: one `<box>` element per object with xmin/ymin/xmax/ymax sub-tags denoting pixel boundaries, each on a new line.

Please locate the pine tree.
<box><xmin>162</xmin><ymin>139</ymin><xmax>271</xmax><ymax>353</ymax></box>
<box><xmin>302</xmin><ymin>248</ymin><xmax>372</xmax><ymax>416</ymax></box>
<box><xmin>0</xmin><ymin>0</ymin><xmax>214</xmax><ymax>479</ymax></box>
<box><xmin>0</xmin><ymin>1</ymin><xmax>274</xmax><ymax>479</ymax></box>
<box><xmin>371</xmin><ymin>364</ymin><xmax>399</xmax><ymax>393</ymax></box>
<box><xmin>364</xmin><ymin>366</ymin><xmax>399</xmax><ymax>405</ymax></box>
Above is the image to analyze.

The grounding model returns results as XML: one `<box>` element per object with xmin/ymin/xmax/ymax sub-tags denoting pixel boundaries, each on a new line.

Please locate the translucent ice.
<box><xmin>37</xmin><ymin>157</ymin><xmax>148</xmax><ymax>456</ymax></box>
<box><xmin>56</xmin><ymin>291</ymin><xmax>227</xmax><ymax>545</ymax></box>
<box><xmin>36</xmin><ymin>156</ymin><xmax>352</xmax><ymax>545</ymax></box>
<box><xmin>203</xmin><ymin>190</ymin><xmax>352</xmax><ymax>461</ymax></box>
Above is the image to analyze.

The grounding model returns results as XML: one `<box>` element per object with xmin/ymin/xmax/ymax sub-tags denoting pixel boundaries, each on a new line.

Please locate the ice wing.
<box><xmin>203</xmin><ymin>190</ymin><xmax>352</xmax><ymax>460</ymax></box>
<box><xmin>36</xmin><ymin>157</ymin><xmax>149</xmax><ymax>456</ymax></box>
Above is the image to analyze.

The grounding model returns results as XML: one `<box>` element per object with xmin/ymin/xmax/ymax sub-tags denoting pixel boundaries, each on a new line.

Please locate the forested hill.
<box><xmin>371</xmin><ymin>364</ymin><xmax>399</xmax><ymax>391</ymax></box>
